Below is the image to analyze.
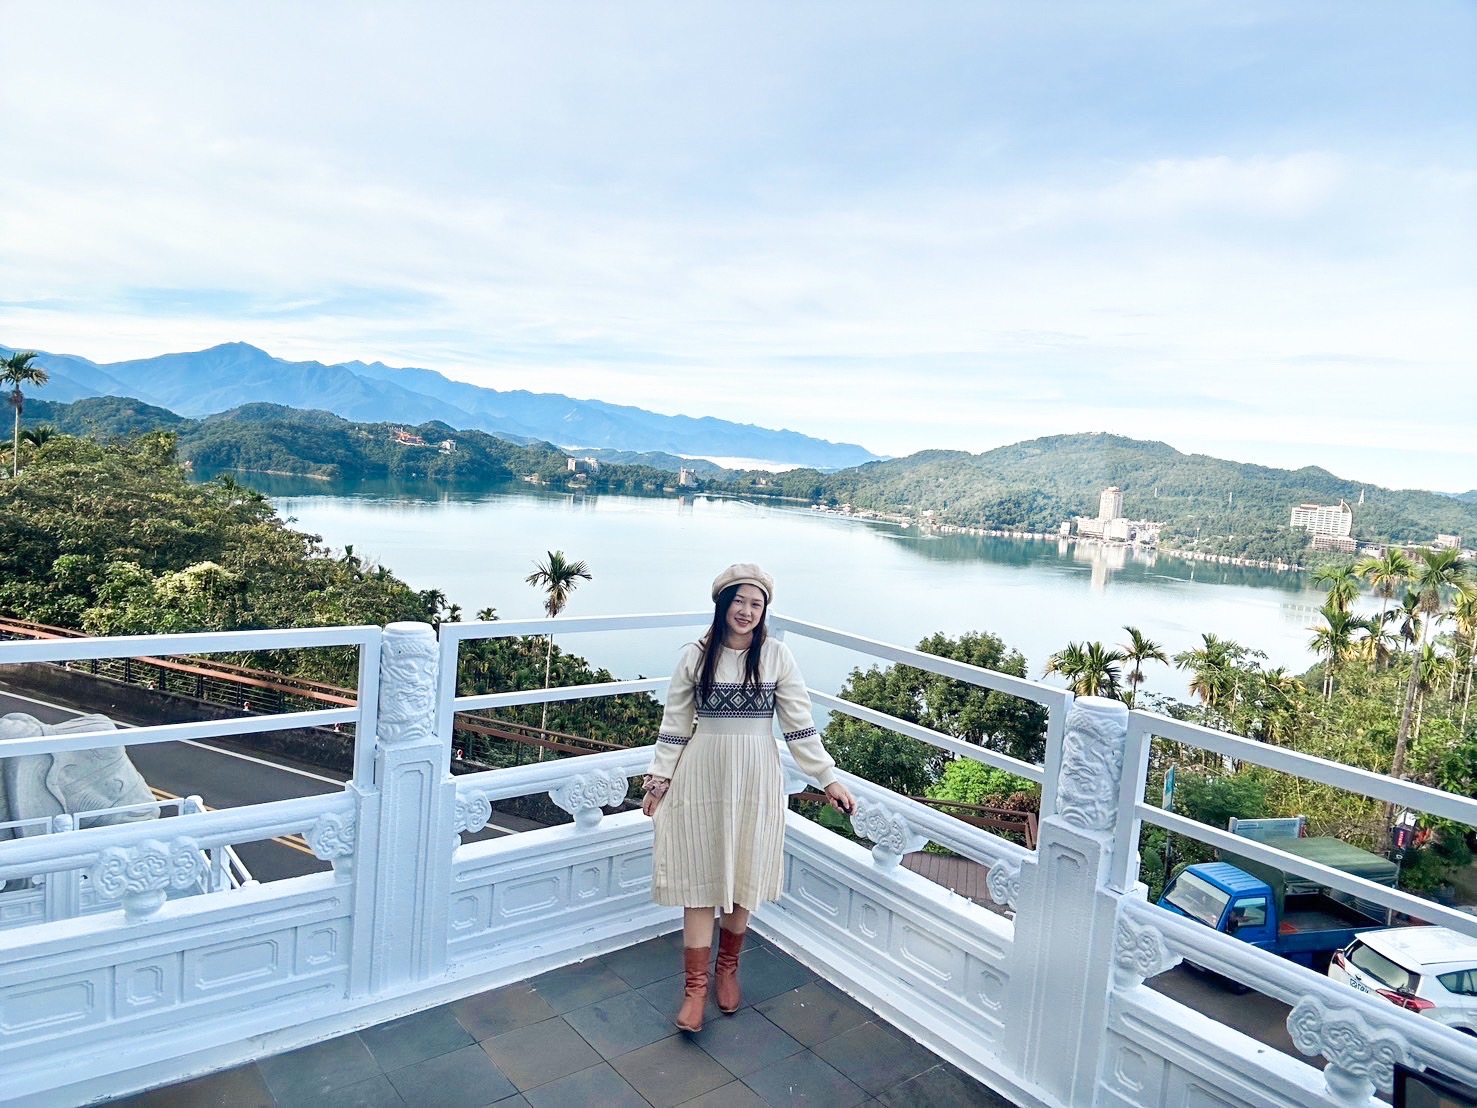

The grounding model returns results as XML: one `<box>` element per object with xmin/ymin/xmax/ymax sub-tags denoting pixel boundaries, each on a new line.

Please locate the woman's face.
<box><xmin>725</xmin><ymin>584</ymin><xmax>767</xmax><ymax>642</ymax></box>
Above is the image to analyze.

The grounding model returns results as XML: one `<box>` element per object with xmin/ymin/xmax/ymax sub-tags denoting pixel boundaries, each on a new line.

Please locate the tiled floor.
<box><xmin>107</xmin><ymin>931</ymin><xmax>1017</xmax><ymax>1107</ymax></box>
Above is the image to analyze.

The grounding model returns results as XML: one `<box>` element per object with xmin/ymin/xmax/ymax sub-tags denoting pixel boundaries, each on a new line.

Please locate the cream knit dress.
<box><xmin>648</xmin><ymin>637</ymin><xmax>839</xmax><ymax>912</ymax></box>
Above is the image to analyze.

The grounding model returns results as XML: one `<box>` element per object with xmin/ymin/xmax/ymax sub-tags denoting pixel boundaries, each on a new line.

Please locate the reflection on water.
<box><xmin>203</xmin><ymin>470</ymin><xmax>1325</xmax><ymax>701</ymax></box>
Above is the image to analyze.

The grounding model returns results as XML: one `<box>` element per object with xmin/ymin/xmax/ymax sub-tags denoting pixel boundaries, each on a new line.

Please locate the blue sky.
<box><xmin>2</xmin><ymin>2</ymin><xmax>1474</xmax><ymax>490</ymax></box>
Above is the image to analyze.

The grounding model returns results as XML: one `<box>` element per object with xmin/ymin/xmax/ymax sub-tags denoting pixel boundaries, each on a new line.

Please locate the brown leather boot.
<box><xmin>714</xmin><ymin>927</ymin><xmax>746</xmax><ymax>1013</ymax></box>
<box><xmin>675</xmin><ymin>945</ymin><xmax>710</xmax><ymax>1032</ymax></box>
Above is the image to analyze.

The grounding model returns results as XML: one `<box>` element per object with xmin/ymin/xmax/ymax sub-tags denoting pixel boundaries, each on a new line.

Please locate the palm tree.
<box><xmin>1173</xmin><ymin>633</ymin><xmax>1239</xmax><ymax>713</ymax></box>
<box><xmin>20</xmin><ymin>423</ymin><xmax>57</xmax><ymax>450</ymax></box>
<box><xmin>1307</xmin><ymin>604</ymin><xmax>1370</xmax><ymax>699</ymax></box>
<box><xmin>1453</xmin><ymin>589</ymin><xmax>1477</xmax><ymax>733</ymax></box>
<box><xmin>1390</xmin><ymin>549</ymin><xmax>1472</xmax><ymax>783</ymax></box>
<box><xmin>2</xmin><ymin>351</ymin><xmax>48</xmax><ymax>478</ymax></box>
<box><xmin>1355</xmin><ymin>548</ymin><xmax>1413</xmax><ymax>639</ymax></box>
<box><xmin>1118</xmin><ymin>626</ymin><xmax>1168</xmax><ymax>706</ymax></box>
<box><xmin>1393</xmin><ymin>588</ymin><xmax>1424</xmax><ymax>654</ymax></box>
<box><xmin>1044</xmin><ymin>641</ymin><xmax>1122</xmax><ymax>698</ymax></box>
<box><xmin>1313</xmin><ymin>563</ymin><xmax>1362</xmax><ymax>613</ymax></box>
<box><xmin>1043</xmin><ymin>642</ymin><xmax>1087</xmax><ymax>687</ymax></box>
<box><xmin>526</xmin><ymin>550</ymin><xmax>592</xmax><ymax>732</ymax></box>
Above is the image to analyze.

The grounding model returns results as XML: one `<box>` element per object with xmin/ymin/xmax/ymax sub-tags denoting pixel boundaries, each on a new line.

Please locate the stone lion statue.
<box><xmin>0</xmin><ymin>713</ymin><xmax>158</xmax><ymax>842</ymax></box>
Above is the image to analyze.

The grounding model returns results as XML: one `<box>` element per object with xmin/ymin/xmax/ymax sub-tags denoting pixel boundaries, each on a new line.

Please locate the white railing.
<box><xmin>0</xmin><ymin>614</ymin><xmax>1473</xmax><ymax>1107</ymax></box>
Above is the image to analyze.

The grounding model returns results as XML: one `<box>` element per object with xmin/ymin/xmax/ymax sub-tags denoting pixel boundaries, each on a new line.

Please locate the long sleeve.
<box><xmin>649</xmin><ymin>643</ymin><xmax>700</xmax><ymax>779</ymax></box>
<box><xmin>773</xmin><ymin>641</ymin><xmax>838</xmax><ymax>788</ymax></box>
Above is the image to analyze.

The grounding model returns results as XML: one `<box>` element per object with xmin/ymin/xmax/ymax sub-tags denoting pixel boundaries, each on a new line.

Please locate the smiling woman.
<box><xmin>641</xmin><ymin>562</ymin><xmax>854</xmax><ymax>1032</ymax></box>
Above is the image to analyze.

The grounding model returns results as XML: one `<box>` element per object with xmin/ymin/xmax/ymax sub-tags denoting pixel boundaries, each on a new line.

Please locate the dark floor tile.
<box><xmin>755</xmin><ymin>981</ymin><xmax>872</xmax><ymax>1047</ymax></box>
<box><xmin>258</xmin><ymin>1034</ymin><xmax>382</xmax><ymax>1103</ymax></box>
<box><xmin>602</xmin><ymin>931</ymin><xmax>686</xmax><ymax>988</ymax></box>
<box><xmin>523</xmin><ymin>1061</ymin><xmax>649</xmax><ymax>1108</ymax></box>
<box><xmin>812</xmin><ymin>1021</ymin><xmax>938</xmax><ymax>1095</ymax></box>
<box><xmin>676</xmin><ymin>1079</ymin><xmax>769</xmax><ymax>1107</ymax></box>
<box><xmin>693</xmin><ymin>1008</ymin><xmax>803</xmax><ymax>1078</ymax></box>
<box><xmin>454</xmin><ymin>982</ymin><xmax>559</xmax><ymax>1040</ymax></box>
<box><xmin>481</xmin><ymin>1016</ymin><xmax>603</xmax><ymax>1090</ymax></box>
<box><xmin>109</xmin><ymin>1064</ymin><xmax>275</xmax><ymax>1107</ymax></box>
<box><xmin>527</xmin><ymin>959</ymin><xmax>632</xmax><ymax>1013</ymax></box>
<box><xmin>610</xmin><ymin>1033</ymin><xmax>738</xmax><ymax>1108</ymax></box>
<box><xmin>384</xmin><ymin>1042</ymin><xmax>516</xmax><ymax>1105</ymax></box>
<box><xmin>307</xmin><ymin>1073</ymin><xmax>405</xmax><ymax>1108</ymax></box>
<box><xmin>639</xmin><ymin>969</ymin><xmax>721</xmax><ymax>1025</ymax></box>
<box><xmin>874</xmin><ymin>1062</ymin><xmax>1018</xmax><ymax>1107</ymax></box>
<box><xmin>360</xmin><ymin>1004</ymin><xmax>475</xmax><ymax>1072</ymax></box>
<box><xmin>741</xmin><ymin>1050</ymin><xmax>868</xmax><ymax>1107</ymax></box>
<box><xmin>564</xmin><ymin>989</ymin><xmax>676</xmax><ymax>1058</ymax></box>
<box><xmin>493</xmin><ymin>1097</ymin><xmax>531</xmax><ymax>1107</ymax></box>
<box><xmin>732</xmin><ymin>948</ymin><xmax>815</xmax><ymax>1006</ymax></box>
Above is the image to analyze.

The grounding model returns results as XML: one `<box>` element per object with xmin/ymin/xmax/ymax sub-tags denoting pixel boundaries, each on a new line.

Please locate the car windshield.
<box><xmin>1348</xmin><ymin>942</ymin><xmax>1418</xmax><ymax>993</ymax></box>
<box><xmin>1164</xmin><ymin>871</ymin><xmax>1232</xmax><ymax>928</ymax></box>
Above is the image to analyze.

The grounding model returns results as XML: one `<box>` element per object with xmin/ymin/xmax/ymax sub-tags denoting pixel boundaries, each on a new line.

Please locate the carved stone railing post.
<box><xmin>363</xmin><ymin>622</ymin><xmax>456</xmax><ymax>992</ymax></box>
<box><xmin>43</xmin><ymin>814</ymin><xmax>82</xmax><ymax>921</ymax></box>
<box><xmin>550</xmin><ymin>769</ymin><xmax>629</xmax><ymax>830</ymax></box>
<box><xmin>1002</xmin><ymin>696</ymin><xmax>1131</xmax><ymax>1106</ymax></box>
<box><xmin>1287</xmin><ymin>997</ymin><xmax>1407</xmax><ymax>1104</ymax></box>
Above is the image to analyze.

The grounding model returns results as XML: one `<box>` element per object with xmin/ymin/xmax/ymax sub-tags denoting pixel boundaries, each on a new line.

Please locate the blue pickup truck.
<box><xmin>1159</xmin><ymin>861</ymin><xmax>1391</xmax><ymax>969</ymax></box>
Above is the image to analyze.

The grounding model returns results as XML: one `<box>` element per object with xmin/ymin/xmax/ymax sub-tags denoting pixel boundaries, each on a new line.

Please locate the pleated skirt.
<box><xmin>650</xmin><ymin>726</ymin><xmax>786</xmax><ymax>913</ymax></box>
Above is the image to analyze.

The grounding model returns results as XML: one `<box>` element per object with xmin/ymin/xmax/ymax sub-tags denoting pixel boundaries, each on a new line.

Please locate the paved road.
<box><xmin>1148</xmin><ymin>965</ymin><xmax>1323</xmax><ymax>1072</ymax></box>
<box><xmin>0</xmin><ymin>687</ymin><xmax>541</xmax><ymax>881</ymax></box>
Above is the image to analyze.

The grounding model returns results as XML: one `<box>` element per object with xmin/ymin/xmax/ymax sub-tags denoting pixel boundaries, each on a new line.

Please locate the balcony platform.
<box><xmin>104</xmin><ymin>931</ymin><xmax>1014</xmax><ymax>1108</ymax></box>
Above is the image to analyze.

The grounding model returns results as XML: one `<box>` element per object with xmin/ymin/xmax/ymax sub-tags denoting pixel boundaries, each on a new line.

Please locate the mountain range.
<box><xmin>0</xmin><ymin>341</ymin><xmax>878</xmax><ymax>469</ymax></box>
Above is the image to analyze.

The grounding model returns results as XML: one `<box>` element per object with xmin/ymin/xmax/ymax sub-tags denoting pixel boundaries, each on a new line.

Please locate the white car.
<box><xmin>1329</xmin><ymin>926</ymin><xmax>1477</xmax><ymax>1035</ymax></box>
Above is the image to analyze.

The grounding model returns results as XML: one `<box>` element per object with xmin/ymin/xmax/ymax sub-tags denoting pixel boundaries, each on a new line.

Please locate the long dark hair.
<box><xmin>697</xmin><ymin>583</ymin><xmax>768</xmax><ymax>706</ymax></box>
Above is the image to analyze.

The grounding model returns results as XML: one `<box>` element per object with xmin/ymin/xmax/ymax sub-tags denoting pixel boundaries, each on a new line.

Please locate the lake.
<box><xmin>247</xmin><ymin>473</ymin><xmax>1336</xmax><ymax>703</ymax></box>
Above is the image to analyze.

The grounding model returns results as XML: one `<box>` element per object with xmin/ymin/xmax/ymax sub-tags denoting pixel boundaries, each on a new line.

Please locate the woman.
<box><xmin>642</xmin><ymin>563</ymin><xmax>854</xmax><ymax>1032</ymax></box>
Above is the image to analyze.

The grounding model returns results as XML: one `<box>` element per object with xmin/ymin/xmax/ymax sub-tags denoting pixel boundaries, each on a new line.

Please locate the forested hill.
<box><xmin>24</xmin><ymin>400</ymin><xmax>1474</xmax><ymax>561</ymax></box>
<box><xmin>717</xmin><ymin>433</ymin><xmax>1477</xmax><ymax>558</ymax></box>
<box><xmin>23</xmin><ymin>397</ymin><xmax>681</xmax><ymax>493</ymax></box>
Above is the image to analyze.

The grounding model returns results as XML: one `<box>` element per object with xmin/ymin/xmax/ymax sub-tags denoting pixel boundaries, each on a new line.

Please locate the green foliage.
<box><xmin>825</xmin><ymin>630</ymin><xmax>1047</xmax><ymax>795</ymax></box>
<box><xmin>926</xmin><ymin>758</ymin><xmax>1037</xmax><ymax>805</ymax></box>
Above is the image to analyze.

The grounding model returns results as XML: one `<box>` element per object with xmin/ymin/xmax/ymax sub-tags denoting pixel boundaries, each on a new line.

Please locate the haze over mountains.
<box><xmin>1</xmin><ymin>341</ymin><xmax>878</xmax><ymax>469</ymax></box>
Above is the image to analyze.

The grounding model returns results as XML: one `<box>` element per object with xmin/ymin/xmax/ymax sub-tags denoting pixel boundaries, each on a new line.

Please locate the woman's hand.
<box><xmin>641</xmin><ymin>775</ymin><xmax>669</xmax><ymax>817</ymax></box>
<box><xmin>824</xmin><ymin>781</ymin><xmax>855</xmax><ymax>815</ymax></box>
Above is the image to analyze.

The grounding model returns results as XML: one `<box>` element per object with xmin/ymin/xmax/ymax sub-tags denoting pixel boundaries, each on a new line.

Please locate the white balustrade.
<box><xmin>0</xmin><ymin>613</ymin><xmax>1472</xmax><ymax>1108</ymax></box>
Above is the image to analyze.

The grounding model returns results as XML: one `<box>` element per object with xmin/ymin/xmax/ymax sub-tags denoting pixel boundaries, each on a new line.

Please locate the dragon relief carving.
<box><xmin>1055</xmin><ymin>701</ymin><xmax>1128</xmax><ymax>833</ymax></box>
<box><xmin>376</xmin><ymin>625</ymin><xmax>438</xmax><ymax>746</ymax></box>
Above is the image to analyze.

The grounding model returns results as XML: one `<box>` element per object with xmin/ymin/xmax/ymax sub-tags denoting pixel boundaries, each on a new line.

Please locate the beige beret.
<box><xmin>711</xmin><ymin>562</ymin><xmax>775</xmax><ymax>604</ymax></box>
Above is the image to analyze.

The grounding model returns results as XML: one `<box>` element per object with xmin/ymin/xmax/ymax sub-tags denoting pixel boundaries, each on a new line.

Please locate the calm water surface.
<box><xmin>251</xmin><ymin>474</ymin><xmax>1334</xmax><ymax>703</ymax></box>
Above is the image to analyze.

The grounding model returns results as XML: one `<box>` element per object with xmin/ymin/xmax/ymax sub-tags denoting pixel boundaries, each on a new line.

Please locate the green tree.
<box><xmin>1119</xmin><ymin>626</ymin><xmax>1168</xmax><ymax>706</ymax></box>
<box><xmin>1355</xmin><ymin>548</ymin><xmax>1413</xmax><ymax>639</ymax></box>
<box><xmin>1312</xmin><ymin>563</ymin><xmax>1362</xmax><ymax>613</ymax></box>
<box><xmin>1307</xmin><ymin>603</ymin><xmax>1370</xmax><ymax>700</ymax></box>
<box><xmin>826</xmin><ymin>630</ymin><xmax>1048</xmax><ymax>794</ymax></box>
<box><xmin>525</xmin><ymin>550</ymin><xmax>592</xmax><ymax>732</ymax></box>
<box><xmin>1391</xmin><ymin>550</ymin><xmax>1473</xmax><ymax>783</ymax></box>
<box><xmin>3</xmin><ymin>351</ymin><xmax>48</xmax><ymax>478</ymax></box>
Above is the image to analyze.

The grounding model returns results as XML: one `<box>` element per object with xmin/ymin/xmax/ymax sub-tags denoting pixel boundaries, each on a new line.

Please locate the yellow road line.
<box><xmin>151</xmin><ymin>788</ymin><xmax>318</xmax><ymax>857</ymax></box>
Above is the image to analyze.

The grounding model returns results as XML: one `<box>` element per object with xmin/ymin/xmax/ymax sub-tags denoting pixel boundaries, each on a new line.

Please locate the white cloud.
<box><xmin>1</xmin><ymin>3</ymin><xmax>1473</xmax><ymax>490</ymax></box>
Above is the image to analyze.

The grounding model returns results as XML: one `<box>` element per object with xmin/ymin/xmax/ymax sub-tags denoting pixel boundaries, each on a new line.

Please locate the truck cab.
<box><xmin>1160</xmin><ymin>862</ymin><xmax>1278</xmax><ymax>950</ymax></box>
